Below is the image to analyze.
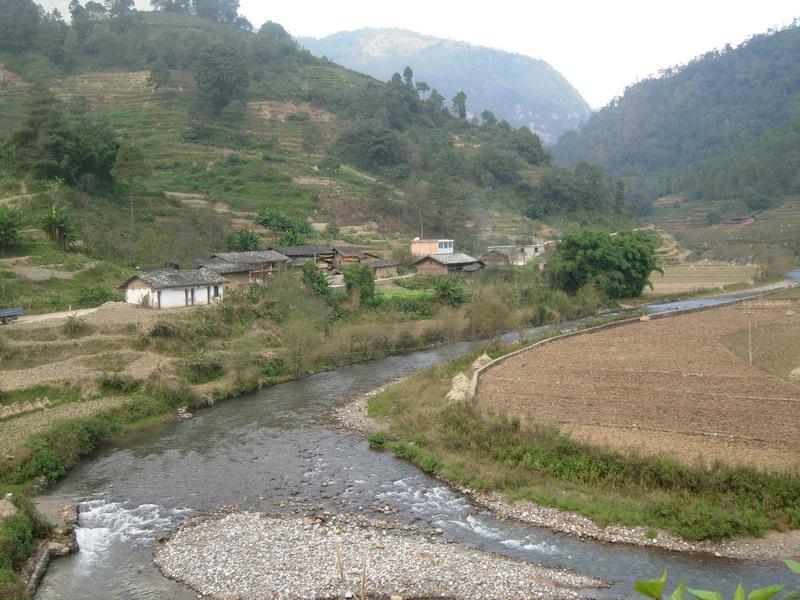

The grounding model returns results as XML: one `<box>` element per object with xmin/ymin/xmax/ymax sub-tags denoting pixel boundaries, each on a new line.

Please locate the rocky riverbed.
<box><xmin>154</xmin><ymin>511</ymin><xmax>603</xmax><ymax>599</ymax></box>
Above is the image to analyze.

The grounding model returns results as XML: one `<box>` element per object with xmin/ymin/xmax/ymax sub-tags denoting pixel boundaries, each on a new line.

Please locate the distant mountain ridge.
<box><xmin>553</xmin><ymin>21</ymin><xmax>800</xmax><ymax>209</ymax></box>
<box><xmin>299</xmin><ymin>28</ymin><xmax>592</xmax><ymax>143</ymax></box>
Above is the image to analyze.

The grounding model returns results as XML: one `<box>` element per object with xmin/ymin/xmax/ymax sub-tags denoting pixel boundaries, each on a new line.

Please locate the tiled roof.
<box><xmin>192</xmin><ymin>258</ymin><xmax>252</xmax><ymax>274</ymax></box>
<box><xmin>212</xmin><ymin>250</ymin><xmax>289</xmax><ymax>263</ymax></box>
<box><xmin>366</xmin><ymin>258</ymin><xmax>399</xmax><ymax>268</ymax></box>
<box><xmin>332</xmin><ymin>245</ymin><xmax>365</xmax><ymax>257</ymax></box>
<box><xmin>124</xmin><ymin>268</ymin><xmax>227</xmax><ymax>289</ymax></box>
<box><xmin>271</xmin><ymin>245</ymin><xmax>334</xmax><ymax>257</ymax></box>
<box><xmin>414</xmin><ymin>252</ymin><xmax>482</xmax><ymax>266</ymax></box>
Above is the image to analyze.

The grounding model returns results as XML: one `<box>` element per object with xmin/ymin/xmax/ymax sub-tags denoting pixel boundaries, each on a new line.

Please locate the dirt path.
<box><xmin>14</xmin><ymin>307</ymin><xmax>99</xmax><ymax>325</ymax></box>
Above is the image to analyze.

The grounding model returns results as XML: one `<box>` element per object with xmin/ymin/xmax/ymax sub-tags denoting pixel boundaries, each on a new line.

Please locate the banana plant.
<box><xmin>634</xmin><ymin>569</ymin><xmax>788</xmax><ymax>600</ymax></box>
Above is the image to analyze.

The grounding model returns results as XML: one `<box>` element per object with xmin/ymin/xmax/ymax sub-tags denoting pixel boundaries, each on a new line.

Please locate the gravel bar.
<box><xmin>154</xmin><ymin>512</ymin><xmax>603</xmax><ymax>599</ymax></box>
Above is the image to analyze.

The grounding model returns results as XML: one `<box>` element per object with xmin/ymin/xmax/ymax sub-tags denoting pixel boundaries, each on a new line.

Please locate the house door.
<box><xmin>207</xmin><ymin>287</ymin><xmax>211</xmax><ymax>303</ymax></box>
<box><xmin>190</xmin><ymin>288</ymin><xmax>196</xmax><ymax>305</ymax></box>
<box><xmin>157</xmin><ymin>291</ymin><xmax>162</xmax><ymax>309</ymax></box>
<box><xmin>213</xmin><ymin>285</ymin><xmax>219</xmax><ymax>298</ymax></box>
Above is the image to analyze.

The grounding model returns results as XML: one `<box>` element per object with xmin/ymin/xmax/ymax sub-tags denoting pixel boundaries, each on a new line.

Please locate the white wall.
<box><xmin>125</xmin><ymin>286</ymin><xmax>154</xmax><ymax>307</ymax></box>
<box><xmin>125</xmin><ymin>284</ymin><xmax>225</xmax><ymax>309</ymax></box>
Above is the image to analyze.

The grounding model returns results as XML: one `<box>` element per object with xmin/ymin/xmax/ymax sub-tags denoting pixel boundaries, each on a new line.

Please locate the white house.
<box><xmin>121</xmin><ymin>268</ymin><xmax>228</xmax><ymax>309</ymax></box>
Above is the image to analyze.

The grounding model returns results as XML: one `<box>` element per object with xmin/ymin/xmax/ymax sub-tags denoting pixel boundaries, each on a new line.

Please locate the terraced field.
<box><xmin>476</xmin><ymin>289</ymin><xmax>800</xmax><ymax>470</ymax></box>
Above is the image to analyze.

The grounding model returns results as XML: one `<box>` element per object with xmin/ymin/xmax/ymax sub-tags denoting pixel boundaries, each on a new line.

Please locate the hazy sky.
<box><xmin>41</xmin><ymin>0</ymin><xmax>799</xmax><ymax>108</ymax></box>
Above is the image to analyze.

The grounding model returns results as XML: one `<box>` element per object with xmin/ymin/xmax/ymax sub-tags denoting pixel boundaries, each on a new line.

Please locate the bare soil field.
<box><xmin>645</xmin><ymin>263</ymin><xmax>757</xmax><ymax>296</ymax></box>
<box><xmin>477</xmin><ymin>291</ymin><xmax>800</xmax><ymax>470</ymax></box>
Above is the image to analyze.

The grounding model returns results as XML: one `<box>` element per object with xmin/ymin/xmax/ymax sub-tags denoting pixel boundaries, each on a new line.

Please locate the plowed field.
<box><xmin>477</xmin><ymin>292</ymin><xmax>800</xmax><ymax>470</ymax></box>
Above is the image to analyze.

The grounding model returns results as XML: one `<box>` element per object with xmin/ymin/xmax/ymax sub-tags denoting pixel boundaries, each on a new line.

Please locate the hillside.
<box><xmin>0</xmin><ymin>4</ymin><xmax>630</xmax><ymax>313</ymax></box>
<box><xmin>554</xmin><ymin>21</ymin><xmax>800</xmax><ymax>212</ymax></box>
<box><xmin>299</xmin><ymin>28</ymin><xmax>592</xmax><ymax>143</ymax></box>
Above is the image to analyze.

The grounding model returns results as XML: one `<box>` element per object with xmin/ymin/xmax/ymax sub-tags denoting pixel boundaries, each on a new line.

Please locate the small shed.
<box><xmin>413</xmin><ymin>253</ymin><xmax>484</xmax><ymax>275</ymax></box>
<box><xmin>367</xmin><ymin>258</ymin><xmax>399</xmax><ymax>279</ymax></box>
<box><xmin>122</xmin><ymin>268</ymin><xmax>227</xmax><ymax>309</ymax></box>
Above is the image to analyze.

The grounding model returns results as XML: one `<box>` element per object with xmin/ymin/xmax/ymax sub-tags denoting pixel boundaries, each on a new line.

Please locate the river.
<box><xmin>35</xmin><ymin>274</ymin><xmax>800</xmax><ymax>599</ymax></box>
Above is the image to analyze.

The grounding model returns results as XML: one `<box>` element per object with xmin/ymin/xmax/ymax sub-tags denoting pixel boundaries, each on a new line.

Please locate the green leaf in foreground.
<box><xmin>786</xmin><ymin>559</ymin><xmax>800</xmax><ymax>575</ymax></box>
<box><xmin>634</xmin><ymin>570</ymin><xmax>668</xmax><ymax>599</ymax></box>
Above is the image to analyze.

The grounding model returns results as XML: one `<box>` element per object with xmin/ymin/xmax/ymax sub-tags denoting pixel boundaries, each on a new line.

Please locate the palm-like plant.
<box><xmin>41</xmin><ymin>204</ymin><xmax>77</xmax><ymax>251</ymax></box>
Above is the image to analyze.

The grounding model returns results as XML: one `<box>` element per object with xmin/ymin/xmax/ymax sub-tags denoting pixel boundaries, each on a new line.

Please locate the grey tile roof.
<box><xmin>193</xmin><ymin>258</ymin><xmax>252</xmax><ymax>274</ymax></box>
<box><xmin>124</xmin><ymin>268</ymin><xmax>228</xmax><ymax>289</ymax></box>
<box><xmin>366</xmin><ymin>258</ymin><xmax>399</xmax><ymax>268</ymax></box>
<box><xmin>414</xmin><ymin>252</ymin><xmax>483</xmax><ymax>266</ymax></box>
<box><xmin>332</xmin><ymin>245</ymin><xmax>365</xmax><ymax>257</ymax></box>
<box><xmin>212</xmin><ymin>250</ymin><xmax>289</xmax><ymax>264</ymax></box>
<box><xmin>271</xmin><ymin>245</ymin><xmax>334</xmax><ymax>257</ymax></box>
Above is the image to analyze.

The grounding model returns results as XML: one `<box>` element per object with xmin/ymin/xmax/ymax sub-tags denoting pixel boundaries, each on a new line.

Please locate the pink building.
<box><xmin>410</xmin><ymin>238</ymin><xmax>454</xmax><ymax>257</ymax></box>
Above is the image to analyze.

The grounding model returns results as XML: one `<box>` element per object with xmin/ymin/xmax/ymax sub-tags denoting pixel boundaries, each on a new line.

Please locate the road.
<box><xmin>13</xmin><ymin>307</ymin><xmax>100</xmax><ymax>325</ymax></box>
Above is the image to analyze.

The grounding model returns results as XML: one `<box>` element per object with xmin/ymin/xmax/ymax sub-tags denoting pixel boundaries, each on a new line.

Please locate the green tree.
<box><xmin>41</xmin><ymin>204</ymin><xmax>78</xmax><ymax>251</ymax></box>
<box><xmin>452</xmin><ymin>91</ymin><xmax>467</xmax><ymax>119</ymax></box>
<box><xmin>227</xmin><ymin>228</ymin><xmax>261</xmax><ymax>251</ymax></box>
<box><xmin>301</xmin><ymin>261</ymin><xmax>330</xmax><ymax>297</ymax></box>
<box><xmin>511</xmin><ymin>126</ymin><xmax>549</xmax><ymax>165</ymax></box>
<box><xmin>427</xmin><ymin>88</ymin><xmax>445</xmax><ymax>112</ymax></box>
<box><xmin>0</xmin><ymin>0</ymin><xmax>41</xmax><ymax>52</ymax></box>
<box><xmin>148</xmin><ymin>57</ymin><xmax>172</xmax><ymax>92</ymax></box>
<box><xmin>548</xmin><ymin>229</ymin><xmax>661</xmax><ymax>298</ymax></box>
<box><xmin>480</xmin><ymin>110</ymin><xmax>497</xmax><ymax>126</ymax></box>
<box><xmin>403</xmin><ymin>66</ymin><xmax>414</xmax><ymax>86</ymax></box>
<box><xmin>111</xmin><ymin>143</ymin><xmax>149</xmax><ymax>242</ymax></box>
<box><xmin>342</xmin><ymin>264</ymin><xmax>375</xmax><ymax>302</ymax></box>
<box><xmin>0</xmin><ymin>205</ymin><xmax>22</xmax><ymax>251</ymax></box>
<box><xmin>194</xmin><ymin>41</ymin><xmax>249</xmax><ymax>115</ymax></box>
<box><xmin>63</xmin><ymin>119</ymin><xmax>119</xmax><ymax>188</ymax></box>
<box><xmin>11</xmin><ymin>86</ymin><xmax>71</xmax><ymax>180</ymax></box>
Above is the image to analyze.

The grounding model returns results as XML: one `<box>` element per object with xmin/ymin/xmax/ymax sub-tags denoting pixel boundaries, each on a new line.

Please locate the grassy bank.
<box><xmin>367</xmin><ymin>349</ymin><xmax>800</xmax><ymax>542</ymax></box>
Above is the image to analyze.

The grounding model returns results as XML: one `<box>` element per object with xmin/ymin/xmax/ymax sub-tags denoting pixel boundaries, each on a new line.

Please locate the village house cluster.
<box><xmin>122</xmin><ymin>237</ymin><xmax>549</xmax><ymax>309</ymax></box>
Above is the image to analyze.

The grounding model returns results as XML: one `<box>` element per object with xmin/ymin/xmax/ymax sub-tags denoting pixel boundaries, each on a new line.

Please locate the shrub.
<box><xmin>98</xmin><ymin>372</ymin><xmax>140</xmax><ymax>393</ymax></box>
<box><xmin>368</xmin><ymin>432</ymin><xmax>388</xmax><ymax>448</ymax></box>
<box><xmin>433</xmin><ymin>276</ymin><xmax>469</xmax><ymax>306</ymax></box>
<box><xmin>342</xmin><ymin>264</ymin><xmax>375</xmax><ymax>302</ymax></box>
<box><xmin>182</xmin><ymin>355</ymin><xmax>225</xmax><ymax>384</ymax></box>
<box><xmin>0</xmin><ymin>205</ymin><xmax>22</xmax><ymax>250</ymax></box>
<box><xmin>77</xmin><ymin>285</ymin><xmax>113</xmax><ymax>307</ymax></box>
<box><xmin>0</xmin><ymin>515</ymin><xmax>33</xmax><ymax>570</ymax></box>
<box><xmin>62</xmin><ymin>314</ymin><xmax>89</xmax><ymax>337</ymax></box>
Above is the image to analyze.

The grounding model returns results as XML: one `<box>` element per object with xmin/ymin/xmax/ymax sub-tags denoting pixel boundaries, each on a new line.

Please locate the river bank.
<box><xmin>333</xmin><ymin>284</ymin><xmax>800</xmax><ymax>563</ymax></box>
<box><xmin>154</xmin><ymin>511</ymin><xmax>604</xmax><ymax>599</ymax></box>
<box><xmin>334</xmin><ymin>388</ymin><xmax>800</xmax><ymax>562</ymax></box>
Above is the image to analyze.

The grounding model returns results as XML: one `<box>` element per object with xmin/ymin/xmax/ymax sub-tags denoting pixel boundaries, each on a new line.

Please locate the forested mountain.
<box><xmin>299</xmin><ymin>28</ymin><xmax>592</xmax><ymax>143</ymax></box>
<box><xmin>554</xmin><ymin>21</ymin><xmax>800</xmax><ymax>213</ymax></box>
<box><xmin>0</xmin><ymin>0</ymin><xmax>629</xmax><ymax>284</ymax></box>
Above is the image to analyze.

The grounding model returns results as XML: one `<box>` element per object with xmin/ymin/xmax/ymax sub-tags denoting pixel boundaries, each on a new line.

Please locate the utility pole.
<box><xmin>746</xmin><ymin>311</ymin><xmax>753</xmax><ymax>367</ymax></box>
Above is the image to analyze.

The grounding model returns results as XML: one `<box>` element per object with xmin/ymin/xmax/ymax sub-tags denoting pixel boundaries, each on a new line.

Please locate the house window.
<box><xmin>213</xmin><ymin>285</ymin><xmax>220</xmax><ymax>298</ymax></box>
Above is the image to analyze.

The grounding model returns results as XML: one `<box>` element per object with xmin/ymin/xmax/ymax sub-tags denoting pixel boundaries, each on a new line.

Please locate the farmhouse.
<box><xmin>410</xmin><ymin>238</ymin><xmax>454</xmax><ymax>257</ymax></box>
<box><xmin>122</xmin><ymin>268</ymin><xmax>227</xmax><ymax>309</ymax></box>
<box><xmin>413</xmin><ymin>253</ymin><xmax>484</xmax><ymax>275</ymax></box>
<box><xmin>194</xmin><ymin>250</ymin><xmax>290</xmax><ymax>288</ymax></box>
